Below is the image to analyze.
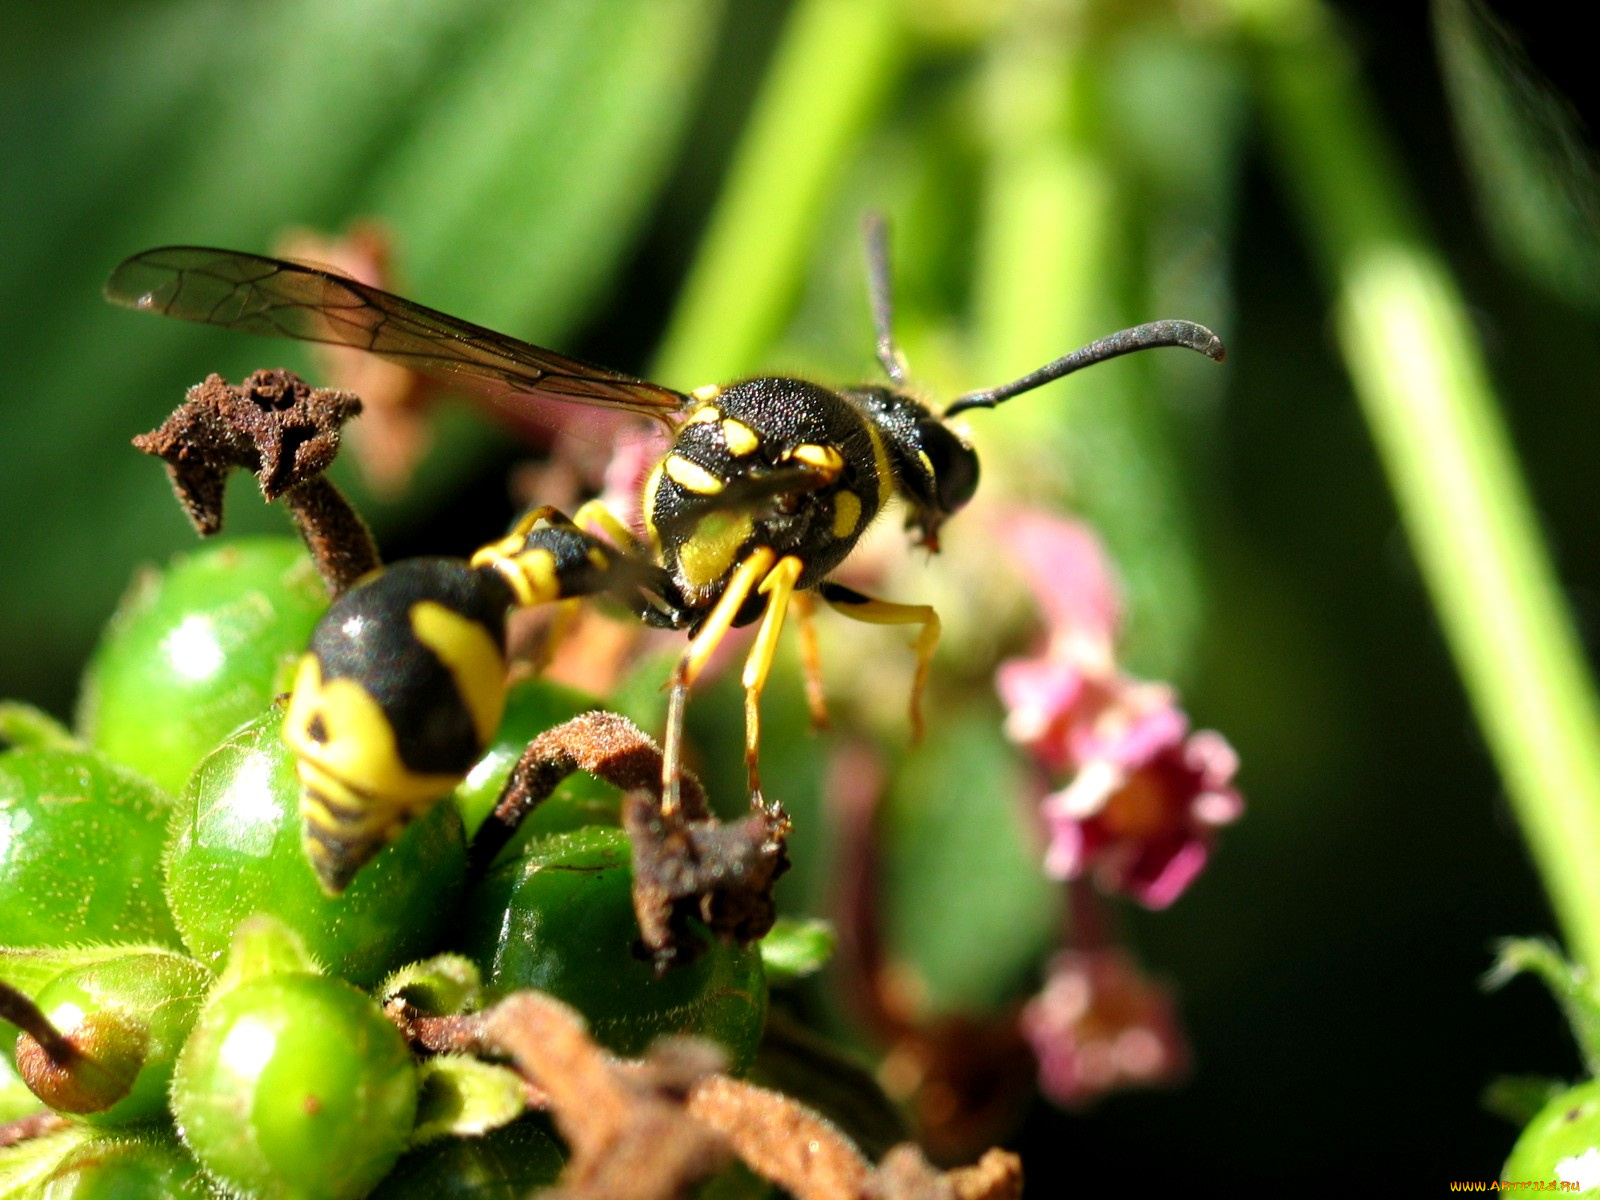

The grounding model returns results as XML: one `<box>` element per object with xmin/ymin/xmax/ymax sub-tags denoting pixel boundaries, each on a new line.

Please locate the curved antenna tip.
<box><xmin>944</xmin><ymin>318</ymin><xmax>1227</xmax><ymax>416</ymax></box>
<box><xmin>1187</xmin><ymin>322</ymin><xmax>1228</xmax><ymax>363</ymax></box>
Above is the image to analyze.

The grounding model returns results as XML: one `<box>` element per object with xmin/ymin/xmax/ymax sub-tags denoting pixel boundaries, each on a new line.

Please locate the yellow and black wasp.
<box><xmin>105</xmin><ymin>218</ymin><xmax>1224</xmax><ymax>892</ymax></box>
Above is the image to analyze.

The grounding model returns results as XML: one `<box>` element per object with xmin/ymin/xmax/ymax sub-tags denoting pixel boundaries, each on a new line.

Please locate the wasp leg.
<box><xmin>572</xmin><ymin>498</ymin><xmax>646</xmax><ymax>556</ymax></box>
<box><xmin>471</xmin><ymin>505</ymin><xmax>684</xmax><ymax>627</ymax></box>
<box><xmin>741</xmin><ymin>555</ymin><xmax>804</xmax><ymax>816</ymax></box>
<box><xmin>662</xmin><ymin>546</ymin><xmax>777</xmax><ymax>817</ymax></box>
<box><xmin>817</xmin><ymin>581</ymin><xmax>942</xmax><ymax>743</ymax></box>
<box><xmin>791</xmin><ymin>589</ymin><xmax>830</xmax><ymax>730</ymax></box>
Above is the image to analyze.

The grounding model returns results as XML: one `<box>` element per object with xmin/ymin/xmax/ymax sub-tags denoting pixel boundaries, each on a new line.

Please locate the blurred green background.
<box><xmin>4</xmin><ymin>0</ymin><xmax>1599</xmax><ymax>1185</ymax></box>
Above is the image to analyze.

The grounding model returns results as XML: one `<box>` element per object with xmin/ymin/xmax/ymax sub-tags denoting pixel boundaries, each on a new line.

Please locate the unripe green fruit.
<box><xmin>452</xmin><ymin>678</ymin><xmax>621</xmax><ymax>851</ymax></box>
<box><xmin>38</xmin><ymin>1131</ymin><xmax>219</xmax><ymax>1199</ymax></box>
<box><xmin>0</xmin><ymin>746</ymin><xmax>180</xmax><ymax>948</ymax></box>
<box><xmin>18</xmin><ymin>952</ymin><xmax>211</xmax><ymax>1125</ymax></box>
<box><xmin>459</xmin><ymin>826</ymin><xmax>766</xmax><ymax>1070</ymax></box>
<box><xmin>164</xmin><ymin>704</ymin><xmax>466</xmax><ymax>988</ymax></box>
<box><xmin>1505</xmin><ymin>1077</ymin><xmax>1600</xmax><ymax>1187</ymax></box>
<box><xmin>78</xmin><ymin>539</ymin><xmax>328</xmax><ymax>795</ymax></box>
<box><xmin>368</xmin><ymin>1117</ymin><xmax>565</xmax><ymax>1199</ymax></box>
<box><xmin>172</xmin><ymin>972</ymin><xmax>417</xmax><ymax>1200</ymax></box>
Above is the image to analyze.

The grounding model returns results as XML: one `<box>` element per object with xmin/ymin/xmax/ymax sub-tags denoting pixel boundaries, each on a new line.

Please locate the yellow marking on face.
<box><xmin>664</xmin><ymin>452</ymin><xmax>726</xmax><ymax>495</ymax></box>
<box><xmin>283</xmin><ymin>655</ymin><xmax>464</xmax><ymax>813</ymax></box>
<box><xmin>864</xmin><ymin>422</ymin><xmax>894</xmax><ymax>512</ymax></box>
<box><xmin>789</xmin><ymin>443</ymin><xmax>844</xmax><ymax>477</ymax></box>
<box><xmin>917</xmin><ymin>449</ymin><xmax>935</xmax><ymax>480</ymax></box>
<box><xmin>676</xmin><ymin>512</ymin><xmax>754</xmax><ymax>593</ymax></box>
<box><xmin>690</xmin><ymin>384</ymin><xmax>723</xmax><ymax>404</ymax></box>
<box><xmin>721</xmin><ymin>418</ymin><xmax>760</xmax><ymax>456</ymax></box>
<box><xmin>832</xmin><ymin>490</ymin><xmax>863</xmax><ymax>540</ymax></box>
<box><xmin>586</xmin><ymin>546</ymin><xmax>611</xmax><ymax>570</ymax></box>
<box><xmin>410</xmin><ymin>600</ymin><xmax>508</xmax><ymax>747</ymax></box>
<box><xmin>296</xmin><ymin>752</ymin><xmax>415</xmax><ymax>894</ymax></box>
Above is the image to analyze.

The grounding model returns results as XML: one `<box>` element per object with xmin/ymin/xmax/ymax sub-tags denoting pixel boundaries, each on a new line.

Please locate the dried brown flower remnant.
<box><xmin>483</xmin><ymin>993</ymin><xmax>731</xmax><ymax>1200</ymax></box>
<box><xmin>132</xmin><ymin>369</ymin><xmax>378</xmax><ymax>594</ymax></box>
<box><xmin>469</xmin><ymin>711</ymin><xmax>789</xmax><ymax>971</ymax></box>
<box><xmin>468</xmin><ymin>710</ymin><xmax>711</xmax><ymax>873</ymax></box>
<box><xmin>435</xmin><ymin>990</ymin><xmax>1022</xmax><ymax>1200</ymax></box>
<box><xmin>624</xmin><ymin>789</ymin><xmax>789</xmax><ymax>971</ymax></box>
<box><xmin>688</xmin><ymin>1067</ymin><xmax>1024</xmax><ymax>1200</ymax></box>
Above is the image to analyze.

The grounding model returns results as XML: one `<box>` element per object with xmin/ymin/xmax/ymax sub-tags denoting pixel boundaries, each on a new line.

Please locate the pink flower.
<box><xmin>1021</xmin><ymin>949</ymin><xmax>1189</xmax><ymax>1107</ymax></box>
<box><xmin>1042</xmin><ymin>724</ymin><xmax>1244</xmax><ymax>909</ymax></box>
<box><xmin>993</xmin><ymin>508</ymin><xmax>1243</xmax><ymax>907</ymax></box>
<box><xmin>993</xmin><ymin>510</ymin><xmax>1123</xmax><ymax>773</ymax></box>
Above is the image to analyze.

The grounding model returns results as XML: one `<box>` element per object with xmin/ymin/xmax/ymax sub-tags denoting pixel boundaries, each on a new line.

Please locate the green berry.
<box><xmin>453</xmin><ymin>678</ymin><xmax>620</xmax><ymax>849</ymax></box>
<box><xmin>38</xmin><ymin>1131</ymin><xmax>219</xmax><ymax>1199</ymax></box>
<box><xmin>164</xmin><ymin>704</ymin><xmax>466</xmax><ymax>988</ymax></box>
<box><xmin>0</xmin><ymin>746</ymin><xmax>180</xmax><ymax>947</ymax></box>
<box><xmin>1505</xmin><ymin>1077</ymin><xmax>1600</xmax><ymax>1188</ymax></box>
<box><xmin>459</xmin><ymin>826</ymin><xmax>766</xmax><ymax>1070</ymax></box>
<box><xmin>172</xmin><ymin>972</ymin><xmax>417</xmax><ymax>1200</ymax></box>
<box><xmin>78</xmin><ymin>539</ymin><xmax>328</xmax><ymax>795</ymax></box>
<box><xmin>368</xmin><ymin>1116</ymin><xmax>565</xmax><ymax>1199</ymax></box>
<box><xmin>18</xmin><ymin>951</ymin><xmax>211</xmax><ymax>1125</ymax></box>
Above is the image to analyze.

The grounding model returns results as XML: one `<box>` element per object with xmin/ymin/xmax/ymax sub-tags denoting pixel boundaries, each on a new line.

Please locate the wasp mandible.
<box><xmin>106</xmin><ymin>218</ymin><xmax>1224</xmax><ymax>892</ymax></box>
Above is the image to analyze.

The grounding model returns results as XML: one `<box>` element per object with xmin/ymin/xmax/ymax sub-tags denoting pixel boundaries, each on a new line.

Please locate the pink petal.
<box><xmin>999</xmin><ymin>509</ymin><xmax>1121</xmax><ymax>646</ymax></box>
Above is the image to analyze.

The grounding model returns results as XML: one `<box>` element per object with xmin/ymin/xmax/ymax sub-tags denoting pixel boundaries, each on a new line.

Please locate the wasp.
<box><xmin>105</xmin><ymin>218</ymin><xmax>1224</xmax><ymax>892</ymax></box>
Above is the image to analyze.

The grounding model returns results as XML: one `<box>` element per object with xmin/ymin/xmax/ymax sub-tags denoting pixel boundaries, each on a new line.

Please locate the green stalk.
<box><xmin>1240</xmin><ymin>0</ymin><xmax>1600</xmax><ymax>968</ymax></box>
<box><xmin>971</xmin><ymin>31</ymin><xmax>1113</xmax><ymax>475</ymax></box>
<box><xmin>968</xmin><ymin>25</ymin><xmax>1202</xmax><ymax>676</ymax></box>
<box><xmin>651</xmin><ymin>0</ymin><xmax>903</xmax><ymax>387</ymax></box>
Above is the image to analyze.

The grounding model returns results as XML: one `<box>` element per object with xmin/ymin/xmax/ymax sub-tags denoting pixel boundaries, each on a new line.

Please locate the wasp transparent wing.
<box><xmin>105</xmin><ymin>247</ymin><xmax>688</xmax><ymax>424</ymax></box>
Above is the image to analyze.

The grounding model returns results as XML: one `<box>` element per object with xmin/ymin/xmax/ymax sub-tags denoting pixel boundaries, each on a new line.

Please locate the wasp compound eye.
<box><xmin>920</xmin><ymin>418</ymin><xmax>980</xmax><ymax>517</ymax></box>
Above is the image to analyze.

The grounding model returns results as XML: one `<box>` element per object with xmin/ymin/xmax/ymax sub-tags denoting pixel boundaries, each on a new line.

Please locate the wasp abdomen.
<box><xmin>284</xmin><ymin>557</ymin><xmax>515</xmax><ymax>892</ymax></box>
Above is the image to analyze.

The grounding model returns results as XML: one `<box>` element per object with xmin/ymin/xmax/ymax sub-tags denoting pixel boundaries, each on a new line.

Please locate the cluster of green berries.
<box><xmin>1</xmin><ymin>539</ymin><xmax>767</xmax><ymax>1199</ymax></box>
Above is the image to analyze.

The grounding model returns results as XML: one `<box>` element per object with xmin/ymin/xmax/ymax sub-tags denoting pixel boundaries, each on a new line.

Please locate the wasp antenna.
<box><xmin>862</xmin><ymin>212</ymin><xmax>908</xmax><ymax>385</ymax></box>
<box><xmin>943</xmin><ymin>319</ymin><xmax>1226</xmax><ymax>417</ymax></box>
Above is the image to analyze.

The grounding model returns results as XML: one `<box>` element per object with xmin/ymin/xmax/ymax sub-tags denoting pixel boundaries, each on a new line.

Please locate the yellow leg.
<box><xmin>818</xmin><ymin>582</ymin><xmax>941</xmax><ymax>743</ymax></box>
<box><xmin>741</xmin><ymin>556</ymin><xmax>803</xmax><ymax>813</ymax></box>
<box><xmin>573</xmin><ymin>498</ymin><xmax>643</xmax><ymax>555</ymax></box>
<box><xmin>663</xmin><ymin>547</ymin><xmax>776</xmax><ymax>816</ymax></box>
<box><xmin>791</xmin><ymin>590</ymin><xmax>830</xmax><ymax>730</ymax></box>
<box><xmin>469</xmin><ymin>505</ymin><xmax>564</xmax><ymax>571</ymax></box>
<box><xmin>683</xmin><ymin>548</ymin><xmax>775</xmax><ymax>687</ymax></box>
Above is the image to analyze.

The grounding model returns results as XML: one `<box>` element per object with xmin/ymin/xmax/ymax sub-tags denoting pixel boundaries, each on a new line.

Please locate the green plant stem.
<box><xmin>969</xmin><ymin>26</ymin><xmax>1202</xmax><ymax>676</ymax></box>
<box><xmin>971</xmin><ymin>31</ymin><xmax>1113</xmax><ymax>471</ymax></box>
<box><xmin>1241</xmin><ymin>0</ymin><xmax>1600</xmax><ymax>969</ymax></box>
<box><xmin>651</xmin><ymin>0</ymin><xmax>903</xmax><ymax>387</ymax></box>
